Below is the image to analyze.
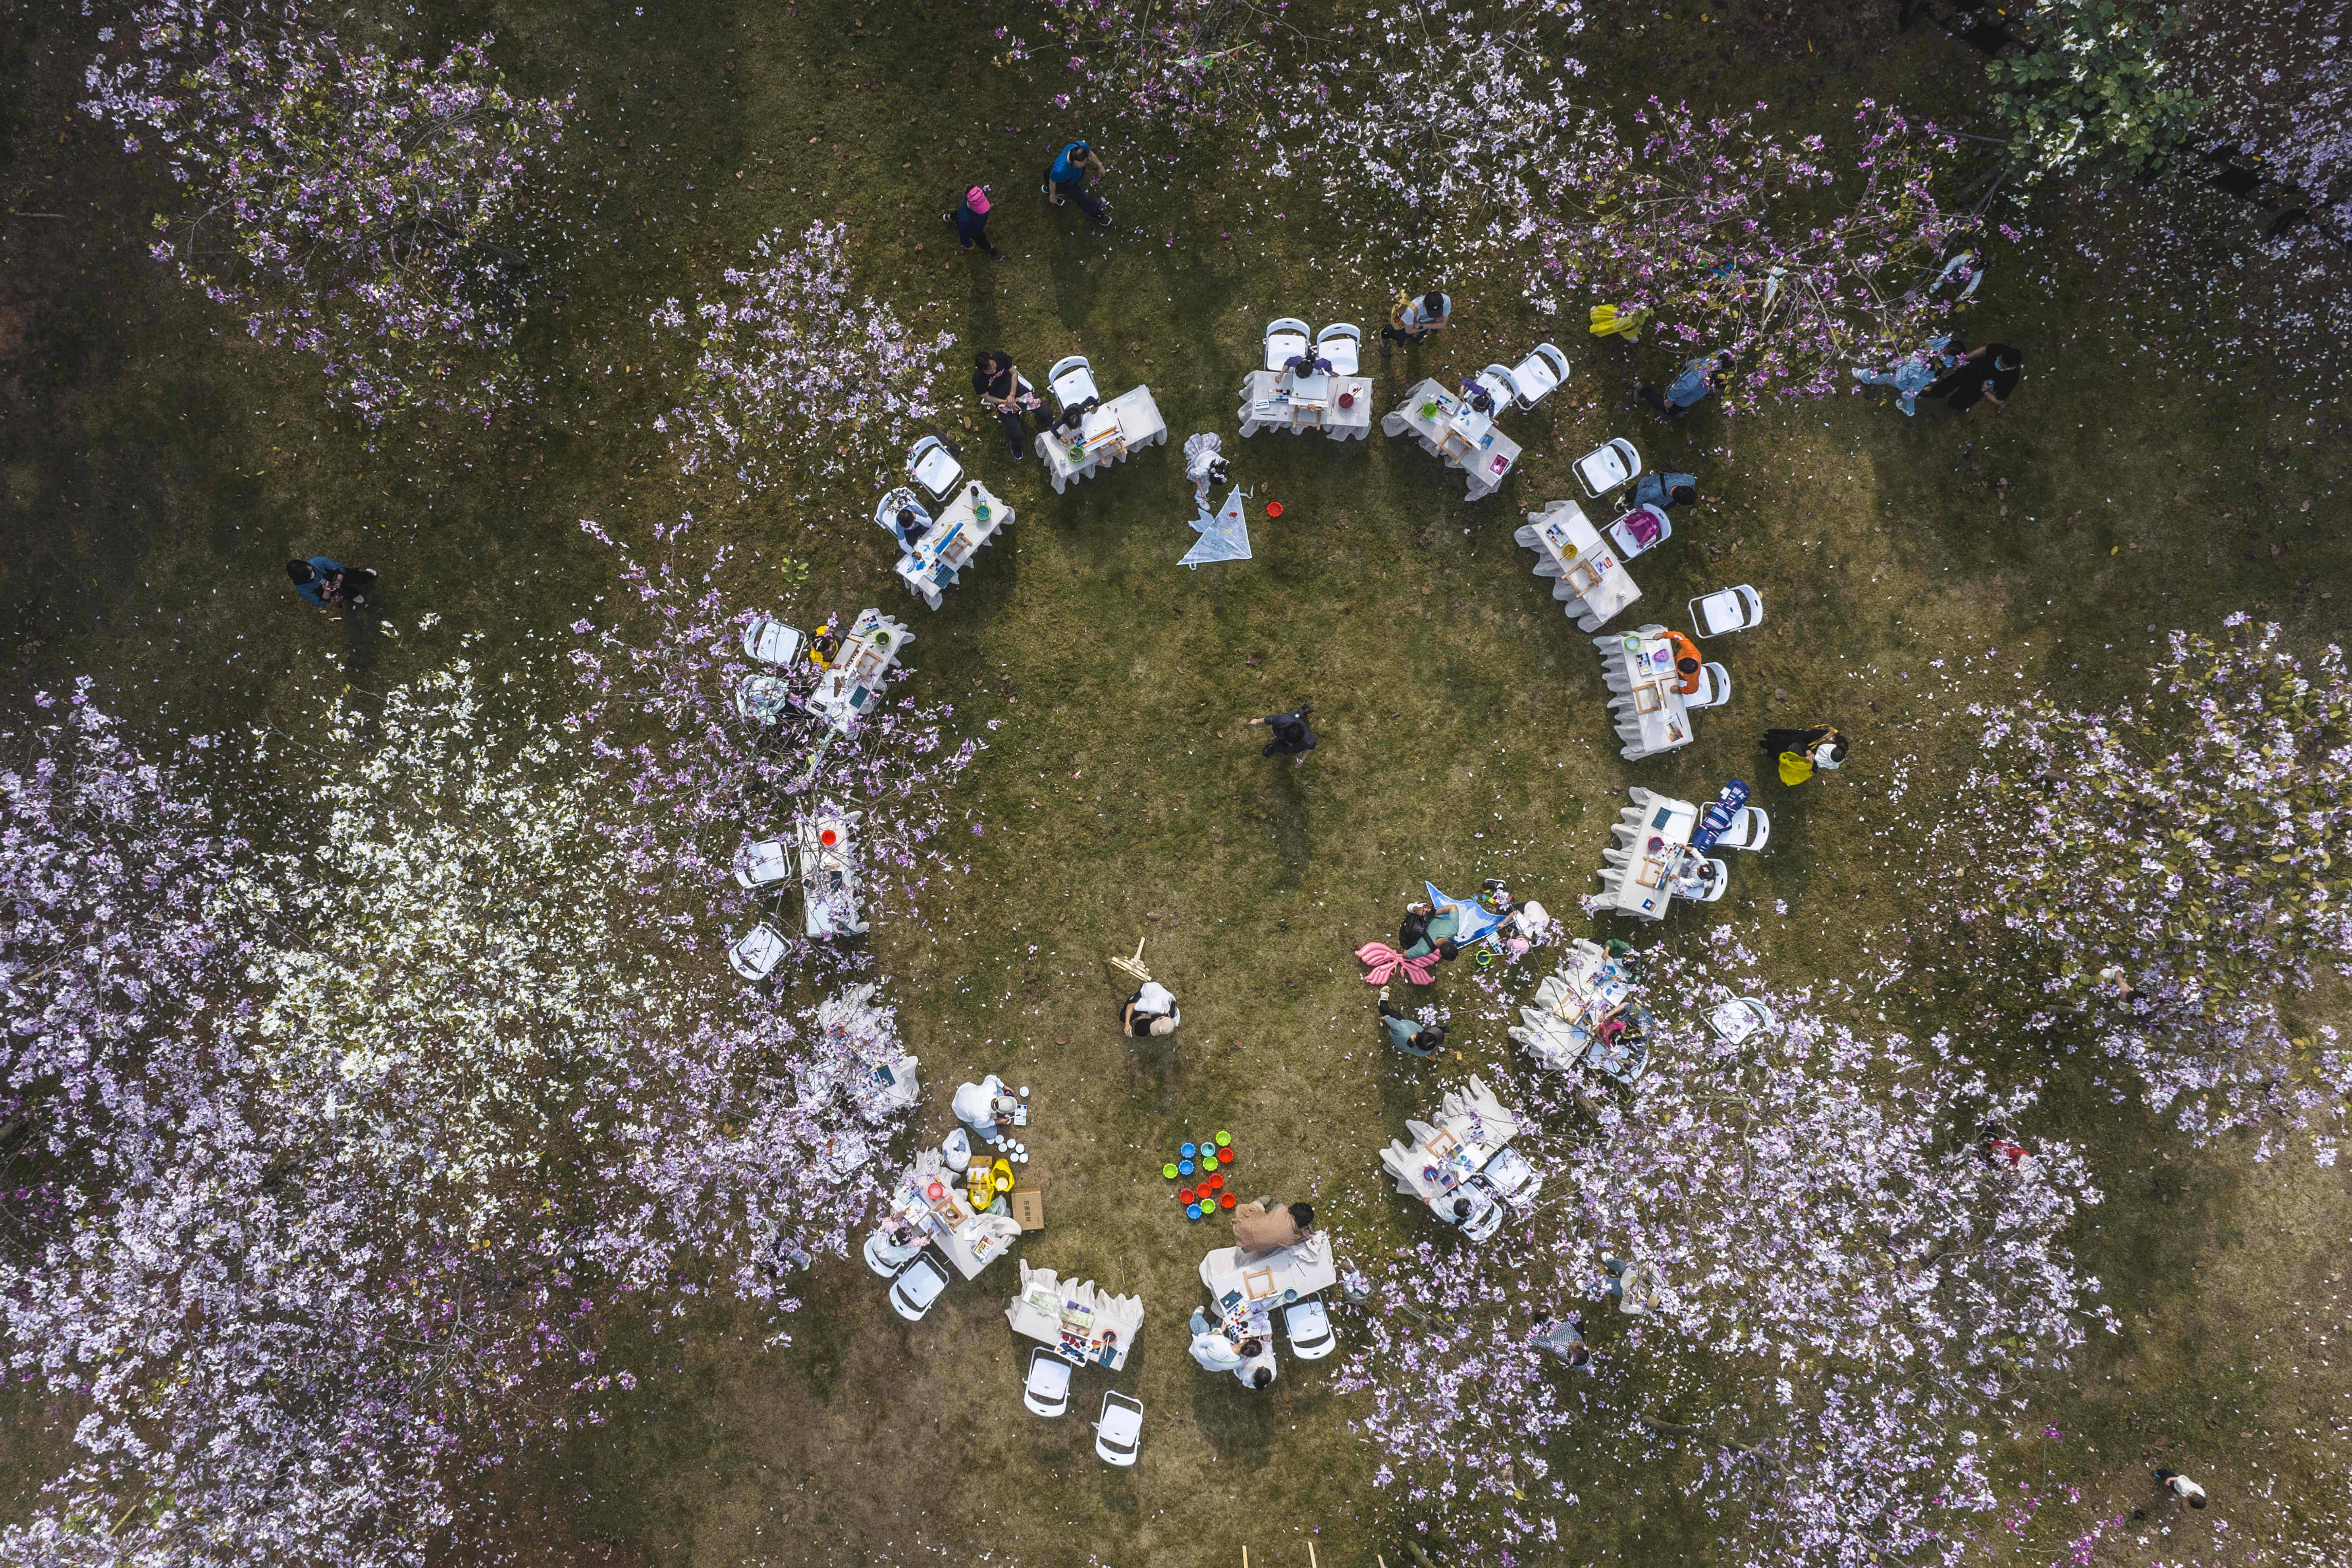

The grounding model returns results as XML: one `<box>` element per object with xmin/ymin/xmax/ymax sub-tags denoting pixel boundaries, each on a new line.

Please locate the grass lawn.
<box><xmin>2</xmin><ymin>0</ymin><xmax>2349</xmax><ymax>1564</ymax></box>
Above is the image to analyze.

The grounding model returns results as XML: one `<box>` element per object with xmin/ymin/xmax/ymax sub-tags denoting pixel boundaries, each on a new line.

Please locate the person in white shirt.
<box><xmin>950</xmin><ymin>1074</ymin><xmax>1014</xmax><ymax>1148</ymax></box>
<box><xmin>1235</xmin><ymin>1337</ymin><xmax>1276</xmax><ymax>1390</ymax></box>
<box><xmin>1121</xmin><ymin>981</ymin><xmax>1180</xmax><ymax>1038</ymax></box>
<box><xmin>2154</xmin><ymin>1468</ymin><xmax>2208</xmax><ymax>1509</ymax></box>
<box><xmin>1187</xmin><ymin>1310</ymin><xmax>1245</xmax><ymax>1373</ymax></box>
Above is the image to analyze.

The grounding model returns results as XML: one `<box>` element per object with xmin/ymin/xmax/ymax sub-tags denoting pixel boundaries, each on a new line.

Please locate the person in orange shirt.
<box><xmin>1667</xmin><ymin>630</ymin><xmax>1703</xmax><ymax>695</ymax></box>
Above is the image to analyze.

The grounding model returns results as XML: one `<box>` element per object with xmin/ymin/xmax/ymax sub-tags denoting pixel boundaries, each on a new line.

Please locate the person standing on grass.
<box><xmin>1926</xmin><ymin>342</ymin><xmax>2024</xmax><ymax>414</ymax></box>
<box><xmin>1852</xmin><ymin>334</ymin><xmax>1964</xmax><ymax>416</ymax></box>
<box><xmin>2154</xmin><ymin>1469</ymin><xmax>2209</xmax><ymax>1509</ymax></box>
<box><xmin>1249</xmin><ymin>705</ymin><xmax>1316</xmax><ymax>763</ymax></box>
<box><xmin>1762</xmin><ymin>723</ymin><xmax>1848</xmax><ymax>786</ymax></box>
<box><xmin>941</xmin><ymin>184</ymin><xmax>1004</xmax><ymax>260</ymax></box>
<box><xmin>972</xmin><ymin>351</ymin><xmax>1044</xmax><ymax>461</ymax></box>
<box><xmin>1639</xmin><ymin>349</ymin><xmax>1733</xmax><ymax>418</ymax></box>
<box><xmin>1120</xmin><ymin>980</ymin><xmax>1180</xmax><ymax>1038</ymax></box>
<box><xmin>1043</xmin><ymin>139</ymin><xmax>1114</xmax><ymax>226</ymax></box>
<box><xmin>1375</xmin><ymin>989</ymin><xmax>1448</xmax><ymax>1058</ymax></box>
<box><xmin>1379</xmin><ymin>289</ymin><xmax>1452</xmax><ymax>356</ymax></box>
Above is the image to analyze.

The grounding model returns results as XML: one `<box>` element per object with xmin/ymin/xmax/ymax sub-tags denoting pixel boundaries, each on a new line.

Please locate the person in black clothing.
<box><xmin>1925</xmin><ymin>343</ymin><xmax>2023</xmax><ymax>413</ymax></box>
<box><xmin>972</xmin><ymin>351</ymin><xmax>1044</xmax><ymax>459</ymax></box>
<box><xmin>1399</xmin><ymin>901</ymin><xmax>1434</xmax><ymax>957</ymax></box>
<box><xmin>1761</xmin><ymin>725</ymin><xmax>1849</xmax><ymax>779</ymax></box>
<box><xmin>1249</xmin><ymin>706</ymin><xmax>1316</xmax><ymax>764</ymax></box>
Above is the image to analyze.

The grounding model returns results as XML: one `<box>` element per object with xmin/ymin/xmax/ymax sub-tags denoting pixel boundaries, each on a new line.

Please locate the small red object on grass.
<box><xmin>1266</xmin><ymin>502</ymin><xmax>1285</xmax><ymax>518</ymax></box>
<box><xmin>1220</xmin><ymin>1192</ymin><xmax>1236</xmax><ymax>1209</ymax></box>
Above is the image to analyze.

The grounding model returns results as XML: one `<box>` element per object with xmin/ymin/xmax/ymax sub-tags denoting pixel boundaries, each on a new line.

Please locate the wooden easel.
<box><xmin>1108</xmin><ymin>937</ymin><xmax>1153</xmax><ymax>985</ymax></box>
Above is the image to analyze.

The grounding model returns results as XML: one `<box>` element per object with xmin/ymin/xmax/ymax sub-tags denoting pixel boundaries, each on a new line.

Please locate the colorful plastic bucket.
<box><xmin>1179</xmin><ymin>1187</ymin><xmax>1195</xmax><ymax>1204</ymax></box>
<box><xmin>1163</xmin><ymin>1163</ymin><xmax>1180</xmax><ymax>1181</ymax></box>
<box><xmin>1180</xmin><ymin>1142</ymin><xmax>1197</xmax><ymax>1160</ymax></box>
<box><xmin>1215</xmin><ymin>1132</ymin><xmax>1232</xmax><ymax>1148</ymax></box>
<box><xmin>1218</xmin><ymin>1147</ymin><xmax>1234</xmax><ymax>1165</ymax></box>
<box><xmin>1186</xmin><ymin>1203</ymin><xmax>1203</xmax><ymax>1220</ymax></box>
<box><xmin>1220</xmin><ymin>1193</ymin><xmax>1236</xmax><ymax>1209</ymax></box>
<box><xmin>1204</xmin><ymin>1173</ymin><xmax>1222</xmax><ymax>1192</ymax></box>
<box><xmin>1179</xmin><ymin>1159</ymin><xmax>1195</xmax><ymax>1176</ymax></box>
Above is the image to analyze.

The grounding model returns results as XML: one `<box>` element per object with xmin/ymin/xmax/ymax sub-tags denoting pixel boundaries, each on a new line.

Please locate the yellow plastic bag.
<box><xmin>1777</xmin><ymin>750</ymin><xmax>1815</xmax><ymax>786</ymax></box>
<box><xmin>1588</xmin><ymin>304</ymin><xmax>1651</xmax><ymax>341</ymax></box>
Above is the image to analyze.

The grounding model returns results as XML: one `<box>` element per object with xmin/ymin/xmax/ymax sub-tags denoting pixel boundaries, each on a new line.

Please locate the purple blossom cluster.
<box><xmin>1340</xmin><ymin>938</ymin><xmax>2108</xmax><ymax>1564</ymax></box>
<box><xmin>567</xmin><ymin>516</ymin><xmax>984</xmax><ymax>973</ymax></box>
<box><xmin>0</xmin><ymin>666</ymin><xmax>935</xmax><ymax>1565</ymax></box>
<box><xmin>649</xmin><ymin>223</ymin><xmax>958</xmax><ymax>497</ymax></box>
<box><xmin>83</xmin><ymin>3</ymin><xmax>570</xmax><ymax>425</ymax></box>
<box><xmin>1959</xmin><ymin>615</ymin><xmax>2352</xmax><ymax>1161</ymax></box>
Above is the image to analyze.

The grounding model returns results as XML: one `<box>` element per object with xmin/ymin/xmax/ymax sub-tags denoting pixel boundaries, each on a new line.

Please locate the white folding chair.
<box><xmin>1094</xmin><ymin>1391</ymin><xmax>1144</xmax><ymax>1466</ymax></box>
<box><xmin>733</xmin><ymin>673</ymin><xmax>795</xmax><ymax>727</ymax></box>
<box><xmin>1687</xmin><ymin>662</ymin><xmax>1732</xmax><ymax>711</ymax></box>
<box><xmin>863</xmin><ymin>1226</ymin><xmax>920</xmax><ymax>1277</ymax></box>
<box><xmin>887</xmin><ymin>1252</ymin><xmax>952</xmax><ymax>1321</ymax></box>
<box><xmin>874</xmin><ymin>486</ymin><xmax>932</xmax><ymax>545</ymax></box>
<box><xmin>1457</xmin><ymin>1184</ymin><xmax>1507</xmax><ymax>1241</ymax></box>
<box><xmin>1716</xmin><ymin>805</ymin><xmax>1770</xmax><ymax>851</ymax></box>
<box><xmin>1023</xmin><ymin>1346</ymin><xmax>1073</xmax><ymax>1417</ymax></box>
<box><xmin>1048</xmin><ymin>355</ymin><xmax>1099</xmax><ymax>412</ymax></box>
<box><xmin>1264</xmin><ymin>317</ymin><xmax>1311</xmax><ymax>372</ymax></box>
<box><xmin>727</xmin><ymin>923</ymin><xmax>789</xmax><ymax>980</ymax></box>
<box><xmin>1283</xmin><ymin>1298</ymin><xmax>1337</xmax><ymax>1360</ymax></box>
<box><xmin>733</xmin><ymin>838</ymin><xmax>792</xmax><ymax>889</ymax></box>
<box><xmin>1574</xmin><ymin>438</ymin><xmax>1641</xmax><ymax>499</ymax></box>
<box><xmin>1475</xmin><ymin>364</ymin><xmax>1519</xmax><ymax>411</ymax></box>
<box><xmin>1604</xmin><ymin>505</ymin><xmax>1672</xmax><ymax>560</ymax></box>
<box><xmin>1691</xmin><ymin>585</ymin><xmax>1764</xmax><ymax>637</ymax></box>
<box><xmin>1315</xmin><ymin>323</ymin><xmax>1361</xmax><ymax>376</ymax></box>
<box><xmin>1706</xmin><ymin>995</ymin><xmax>1777</xmax><ymax>1043</ymax></box>
<box><xmin>740</xmin><ymin>614</ymin><xmax>804</xmax><ymax>666</ymax></box>
<box><xmin>1509</xmin><ymin>343</ymin><xmax>1569</xmax><ymax>409</ymax></box>
<box><xmin>1480</xmin><ymin>1146</ymin><xmax>1542</xmax><ymax>1209</ymax></box>
<box><xmin>905</xmin><ymin>436</ymin><xmax>964</xmax><ymax>501</ymax></box>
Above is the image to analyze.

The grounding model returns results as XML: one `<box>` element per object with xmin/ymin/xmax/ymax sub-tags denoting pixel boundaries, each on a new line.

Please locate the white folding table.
<box><xmin>1381</xmin><ymin>378</ymin><xmax>1522</xmax><ymax>499</ymax></box>
<box><xmin>1236</xmin><ymin>370</ymin><xmax>1375</xmax><ymax>440</ymax></box>
<box><xmin>894</xmin><ymin>482</ymin><xmax>1014</xmax><ymax>611</ymax></box>
<box><xmin>1517</xmin><ymin>498</ymin><xmax>1641</xmax><ymax>631</ymax></box>
<box><xmin>1594</xmin><ymin>787</ymin><xmax>1701</xmax><ymax>921</ymax></box>
<box><xmin>1036</xmin><ymin>385</ymin><xmax>1168</xmax><ymax>493</ymax></box>
<box><xmin>1595</xmin><ymin>625</ymin><xmax>1695</xmax><ymax>759</ymax></box>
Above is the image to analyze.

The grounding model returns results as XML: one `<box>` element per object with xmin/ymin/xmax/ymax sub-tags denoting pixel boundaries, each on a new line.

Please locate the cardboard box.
<box><xmin>1008</xmin><ymin>1186</ymin><xmax>1046</xmax><ymax>1231</ymax></box>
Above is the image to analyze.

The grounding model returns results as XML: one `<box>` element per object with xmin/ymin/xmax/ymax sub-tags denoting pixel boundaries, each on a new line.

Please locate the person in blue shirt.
<box><xmin>285</xmin><ymin>556</ymin><xmax>373</xmax><ymax>611</ymax></box>
<box><xmin>1630</xmin><ymin>470</ymin><xmax>1697</xmax><ymax>511</ymax></box>
<box><xmin>1639</xmin><ymin>350</ymin><xmax>1732</xmax><ymax>418</ymax></box>
<box><xmin>1043</xmin><ymin>140</ymin><xmax>1112</xmax><ymax>226</ymax></box>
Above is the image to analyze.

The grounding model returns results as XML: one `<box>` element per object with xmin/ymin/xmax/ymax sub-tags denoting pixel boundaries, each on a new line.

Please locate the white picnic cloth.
<box><xmin>1205</xmin><ymin>1231</ymin><xmax>1338</xmax><ymax>1318</ymax></box>
<box><xmin>1380</xmin><ymin>1075</ymin><xmax>1520</xmax><ymax>1206</ymax></box>
<box><xmin>1007</xmin><ymin>1261</ymin><xmax>1143</xmax><ymax>1369</ymax></box>
<box><xmin>1516</xmin><ymin>499</ymin><xmax>1641</xmax><ymax>631</ymax></box>
<box><xmin>891</xmin><ymin>1151</ymin><xmax>1021</xmax><ymax>1279</ymax></box>
<box><xmin>895</xmin><ymin>482</ymin><xmax>1014</xmax><ymax>611</ymax></box>
<box><xmin>1380</xmin><ymin>379</ymin><xmax>1523</xmax><ymax>497</ymax></box>
<box><xmin>1595</xmin><ymin>626</ymin><xmax>1695</xmax><ymax>759</ymax></box>
<box><xmin>1507</xmin><ymin>939</ymin><xmax>1635</xmax><ymax>1071</ymax></box>
<box><xmin>1037</xmin><ymin>385</ymin><xmax>1167</xmax><ymax>493</ymax></box>
<box><xmin>807</xmin><ymin>609</ymin><xmax>912</xmax><ymax>729</ymax></box>
<box><xmin>1236</xmin><ymin>370</ymin><xmax>1374</xmax><ymax>440</ymax></box>
<box><xmin>1594</xmin><ymin>786</ymin><xmax>1700</xmax><ymax>921</ymax></box>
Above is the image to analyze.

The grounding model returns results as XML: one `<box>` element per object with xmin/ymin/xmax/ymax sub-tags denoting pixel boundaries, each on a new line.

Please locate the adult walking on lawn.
<box><xmin>941</xmin><ymin>184</ymin><xmax>1004</xmax><ymax>260</ymax></box>
<box><xmin>1379</xmin><ymin>288</ymin><xmax>1452</xmax><ymax>356</ymax></box>
<box><xmin>1762</xmin><ymin>724</ymin><xmax>1848</xmax><ymax>786</ymax></box>
<box><xmin>1043</xmin><ymin>139</ymin><xmax>1113</xmax><ymax>226</ymax></box>
<box><xmin>1375</xmin><ymin>990</ymin><xmax>1448</xmax><ymax>1059</ymax></box>
<box><xmin>1249</xmin><ymin>705</ymin><xmax>1316</xmax><ymax>764</ymax></box>
<box><xmin>1926</xmin><ymin>342</ymin><xmax>2024</xmax><ymax>414</ymax></box>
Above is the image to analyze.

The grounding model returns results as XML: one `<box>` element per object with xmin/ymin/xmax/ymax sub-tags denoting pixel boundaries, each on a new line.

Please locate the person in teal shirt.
<box><xmin>1376</xmin><ymin>993</ymin><xmax>1447</xmax><ymax>1058</ymax></box>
